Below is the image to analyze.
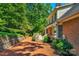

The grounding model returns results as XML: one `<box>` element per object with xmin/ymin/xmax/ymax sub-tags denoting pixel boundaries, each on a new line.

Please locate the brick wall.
<box><xmin>63</xmin><ymin>17</ymin><xmax>79</xmax><ymax>55</ymax></box>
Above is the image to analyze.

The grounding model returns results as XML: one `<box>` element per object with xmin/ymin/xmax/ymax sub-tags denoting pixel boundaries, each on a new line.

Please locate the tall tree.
<box><xmin>0</xmin><ymin>3</ymin><xmax>52</xmax><ymax>35</ymax></box>
<box><xmin>26</xmin><ymin>3</ymin><xmax>52</xmax><ymax>35</ymax></box>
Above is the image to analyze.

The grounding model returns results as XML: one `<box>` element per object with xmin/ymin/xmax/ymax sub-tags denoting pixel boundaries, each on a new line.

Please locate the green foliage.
<box><xmin>0</xmin><ymin>4</ymin><xmax>31</xmax><ymax>35</ymax></box>
<box><xmin>26</xmin><ymin>4</ymin><xmax>52</xmax><ymax>35</ymax></box>
<box><xmin>51</xmin><ymin>38</ymin><xmax>73</xmax><ymax>55</ymax></box>
<box><xmin>0</xmin><ymin>27</ymin><xmax>25</xmax><ymax>35</ymax></box>
<box><xmin>0</xmin><ymin>19</ymin><xmax>7</xmax><ymax>26</ymax></box>
<box><xmin>0</xmin><ymin>32</ymin><xmax>23</xmax><ymax>37</ymax></box>
<box><xmin>43</xmin><ymin>35</ymin><xmax>52</xmax><ymax>43</ymax></box>
<box><xmin>0</xmin><ymin>3</ymin><xmax>52</xmax><ymax>36</ymax></box>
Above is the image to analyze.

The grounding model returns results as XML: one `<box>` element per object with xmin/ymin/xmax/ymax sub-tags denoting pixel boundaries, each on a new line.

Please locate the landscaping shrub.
<box><xmin>43</xmin><ymin>35</ymin><xmax>52</xmax><ymax>43</ymax></box>
<box><xmin>51</xmin><ymin>38</ymin><xmax>73</xmax><ymax>55</ymax></box>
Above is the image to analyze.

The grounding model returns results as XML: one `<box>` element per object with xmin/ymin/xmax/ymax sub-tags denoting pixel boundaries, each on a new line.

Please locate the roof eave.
<box><xmin>47</xmin><ymin>3</ymin><xmax>75</xmax><ymax>20</ymax></box>
<box><xmin>58</xmin><ymin>12</ymin><xmax>79</xmax><ymax>25</ymax></box>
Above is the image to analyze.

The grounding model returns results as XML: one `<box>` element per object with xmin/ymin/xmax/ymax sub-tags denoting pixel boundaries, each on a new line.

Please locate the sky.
<box><xmin>51</xmin><ymin>3</ymin><xmax>57</xmax><ymax>10</ymax></box>
<box><xmin>51</xmin><ymin>3</ymin><xmax>65</xmax><ymax>10</ymax></box>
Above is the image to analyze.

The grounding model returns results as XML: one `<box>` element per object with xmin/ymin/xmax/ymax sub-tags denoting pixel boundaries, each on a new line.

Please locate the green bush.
<box><xmin>51</xmin><ymin>38</ymin><xmax>73</xmax><ymax>55</ymax></box>
<box><xmin>43</xmin><ymin>35</ymin><xmax>52</xmax><ymax>43</ymax></box>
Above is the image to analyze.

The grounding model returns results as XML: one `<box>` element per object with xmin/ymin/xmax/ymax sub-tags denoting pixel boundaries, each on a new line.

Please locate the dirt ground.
<box><xmin>0</xmin><ymin>37</ymin><xmax>57</xmax><ymax>56</ymax></box>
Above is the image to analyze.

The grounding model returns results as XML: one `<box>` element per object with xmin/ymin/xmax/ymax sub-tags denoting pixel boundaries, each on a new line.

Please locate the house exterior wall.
<box><xmin>47</xmin><ymin>3</ymin><xmax>79</xmax><ymax>55</ymax></box>
<box><xmin>63</xmin><ymin>17</ymin><xmax>79</xmax><ymax>55</ymax></box>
